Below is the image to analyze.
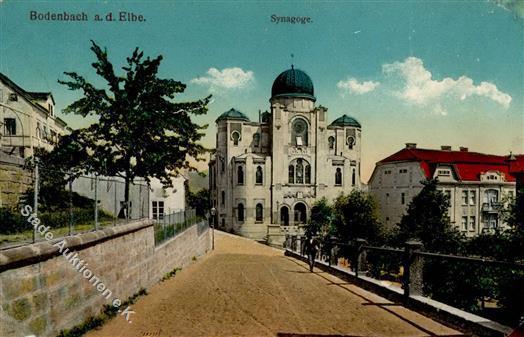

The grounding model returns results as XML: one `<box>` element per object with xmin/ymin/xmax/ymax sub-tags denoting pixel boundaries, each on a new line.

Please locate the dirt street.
<box><xmin>87</xmin><ymin>231</ymin><xmax>462</xmax><ymax>337</ymax></box>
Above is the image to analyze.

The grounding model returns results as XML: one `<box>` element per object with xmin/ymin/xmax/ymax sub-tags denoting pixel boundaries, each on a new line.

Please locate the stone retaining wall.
<box><xmin>0</xmin><ymin>219</ymin><xmax>211</xmax><ymax>337</ymax></box>
<box><xmin>0</xmin><ymin>154</ymin><xmax>31</xmax><ymax>208</ymax></box>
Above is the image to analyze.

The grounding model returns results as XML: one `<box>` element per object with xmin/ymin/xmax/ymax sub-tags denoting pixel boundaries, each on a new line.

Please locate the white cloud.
<box><xmin>337</xmin><ymin>78</ymin><xmax>380</xmax><ymax>94</ymax></box>
<box><xmin>191</xmin><ymin>67</ymin><xmax>254</xmax><ymax>92</ymax></box>
<box><xmin>382</xmin><ymin>57</ymin><xmax>511</xmax><ymax>109</ymax></box>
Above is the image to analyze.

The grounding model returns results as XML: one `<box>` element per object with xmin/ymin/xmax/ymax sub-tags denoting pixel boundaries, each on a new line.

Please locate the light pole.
<box><xmin>210</xmin><ymin>207</ymin><xmax>216</xmax><ymax>250</ymax></box>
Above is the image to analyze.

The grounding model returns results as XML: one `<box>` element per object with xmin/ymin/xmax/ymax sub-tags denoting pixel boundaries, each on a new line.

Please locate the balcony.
<box><xmin>482</xmin><ymin>202</ymin><xmax>501</xmax><ymax>213</ymax></box>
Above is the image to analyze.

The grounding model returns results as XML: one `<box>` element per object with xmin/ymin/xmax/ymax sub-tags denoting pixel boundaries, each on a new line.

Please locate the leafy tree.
<box><xmin>332</xmin><ymin>190</ymin><xmax>380</xmax><ymax>244</ymax></box>
<box><xmin>45</xmin><ymin>41</ymin><xmax>210</xmax><ymax>216</ymax></box>
<box><xmin>305</xmin><ymin>197</ymin><xmax>332</xmax><ymax>239</ymax></box>
<box><xmin>395</xmin><ymin>178</ymin><xmax>462</xmax><ymax>252</ymax></box>
<box><xmin>186</xmin><ymin>188</ymin><xmax>210</xmax><ymax>218</ymax></box>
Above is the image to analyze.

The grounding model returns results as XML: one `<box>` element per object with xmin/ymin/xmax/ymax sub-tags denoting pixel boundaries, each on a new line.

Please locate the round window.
<box><xmin>293</xmin><ymin>119</ymin><xmax>306</xmax><ymax>134</ymax></box>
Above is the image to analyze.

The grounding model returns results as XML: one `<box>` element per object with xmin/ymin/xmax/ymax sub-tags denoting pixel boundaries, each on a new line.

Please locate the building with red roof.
<box><xmin>369</xmin><ymin>143</ymin><xmax>519</xmax><ymax>236</ymax></box>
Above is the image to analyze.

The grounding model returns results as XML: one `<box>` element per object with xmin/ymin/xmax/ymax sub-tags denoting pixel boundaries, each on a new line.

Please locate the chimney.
<box><xmin>441</xmin><ymin>145</ymin><xmax>452</xmax><ymax>151</ymax></box>
<box><xmin>405</xmin><ymin>143</ymin><xmax>417</xmax><ymax>149</ymax></box>
<box><xmin>459</xmin><ymin>147</ymin><xmax>468</xmax><ymax>152</ymax></box>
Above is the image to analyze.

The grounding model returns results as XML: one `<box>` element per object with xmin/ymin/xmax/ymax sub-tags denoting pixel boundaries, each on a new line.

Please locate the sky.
<box><xmin>1</xmin><ymin>0</ymin><xmax>523</xmax><ymax>183</ymax></box>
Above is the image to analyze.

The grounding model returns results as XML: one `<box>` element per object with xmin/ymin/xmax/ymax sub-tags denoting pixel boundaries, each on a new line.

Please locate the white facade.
<box><xmin>71</xmin><ymin>175</ymin><xmax>150</xmax><ymax>219</ymax></box>
<box><xmin>149</xmin><ymin>176</ymin><xmax>186</xmax><ymax>220</ymax></box>
<box><xmin>0</xmin><ymin>73</ymin><xmax>70</xmax><ymax>158</ymax></box>
<box><xmin>209</xmin><ymin>67</ymin><xmax>362</xmax><ymax>244</ymax></box>
<box><xmin>369</xmin><ymin>144</ymin><xmax>516</xmax><ymax>237</ymax></box>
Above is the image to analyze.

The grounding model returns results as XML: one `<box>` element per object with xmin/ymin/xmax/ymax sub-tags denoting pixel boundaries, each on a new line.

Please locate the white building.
<box><xmin>369</xmin><ymin>143</ymin><xmax>518</xmax><ymax>237</ymax></box>
<box><xmin>149</xmin><ymin>175</ymin><xmax>186</xmax><ymax>220</ymax></box>
<box><xmin>209</xmin><ymin>66</ymin><xmax>362</xmax><ymax>244</ymax></box>
<box><xmin>0</xmin><ymin>73</ymin><xmax>70</xmax><ymax>158</ymax></box>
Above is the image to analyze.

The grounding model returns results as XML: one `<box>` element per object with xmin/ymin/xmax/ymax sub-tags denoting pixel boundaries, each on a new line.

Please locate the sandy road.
<box><xmin>87</xmin><ymin>231</ymin><xmax>462</xmax><ymax>337</ymax></box>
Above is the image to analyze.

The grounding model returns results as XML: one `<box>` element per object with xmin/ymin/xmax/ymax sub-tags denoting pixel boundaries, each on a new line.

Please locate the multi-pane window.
<box><xmin>438</xmin><ymin>169</ymin><xmax>451</xmax><ymax>176</ymax></box>
<box><xmin>152</xmin><ymin>201</ymin><xmax>164</xmax><ymax>220</ymax></box>
<box><xmin>461</xmin><ymin>216</ymin><xmax>468</xmax><ymax>231</ymax></box>
<box><xmin>469</xmin><ymin>216</ymin><xmax>475</xmax><ymax>231</ymax></box>
<box><xmin>462</xmin><ymin>190</ymin><xmax>468</xmax><ymax>205</ymax></box>
<box><xmin>4</xmin><ymin>118</ymin><xmax>16</xmax><ymax>135</ymax></box>
<box><xmin>255</xmin><ymin>203</ymin><xmax>263</xmax><ymax>222</ymax></box>
<box><xmin>288</xmin><ymin>159</ymin><xmax>311</xmax><ymax>184</ymax></box>
<box><xmin>335</xmin><ymin>168</ymin><xmax>342</xmax><ymax>186</ymax></box>
<box><xmin>469</xmin><ymin>191</ymin><xmax>476</xmax><ymax>205</ymax></box>
<box><xmin>255</xmin><ymin>166</ymin><xmax>263</xmax><ymax>185</ymax></box>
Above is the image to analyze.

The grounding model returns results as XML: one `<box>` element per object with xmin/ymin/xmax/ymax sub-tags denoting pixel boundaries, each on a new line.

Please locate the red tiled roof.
<box><xmin>379</xmin><ymin>148</ymin><xmax>521</xmax><ymax>182</ymax></box>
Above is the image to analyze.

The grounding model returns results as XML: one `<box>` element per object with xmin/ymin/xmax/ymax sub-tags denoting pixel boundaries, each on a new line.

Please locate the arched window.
<box><xmin>237</xmin><ymin>203</ymin><xmax>244</xmax><ymax>222</ymax></box>
<box><xmin>305</xmin><ymin>164</ymin><xmax>311</xmax><ymax>184</ymax></box>
<box><xmin>255</xmin><ymin>203</ymin><xmax>263</xmax><ymax>222</ymax></box>
<box><xmin>328</xmin><ymin>136</ymin><xmax>335</xmax><ymax>149</ymax></box>
<box><xmin>255</xmin><ymin>166</ymin><xmax>263</xmax><ymax>185</ymax></box>
<box><xmin>296</xmin><ymin>159</ymin><xmax>304</xmax><ymax>184</ymax></box>
<box><xmin>347</xmin><ymin>136</ymin><xmax>355</xmax><ymax>150</ymax></box>
<box><xmin>253</xmin><ymin>133</ymin><xmax>260</xmax><ymax>147</ymax></box>
<box><xmin>221</xmin><ymin>190</ymin><xmax>225</xmax><ymax>205</ymax></box>
<box><xmin>231</xmin><ymin>131</ymin><xmax>240</xmax><ymax>146</ymax></box>
<box><xmin>237</xmin><ymin>166</ymin><xmax>244</xmax><ymax>185</ymax></box>
<box><xmin>335</xmin><ymin>167</ymin><xmax>342</xmax><ymax>186</ymax></box>
<box><xmin>291</xmin><ymin>118</ymin><xmax>308</xmax><ymax>146</ymax></box>
<box><xmin>288</xmin><ymin>158</ymin><xmax>311</xmax><ymax>185</ymax></box>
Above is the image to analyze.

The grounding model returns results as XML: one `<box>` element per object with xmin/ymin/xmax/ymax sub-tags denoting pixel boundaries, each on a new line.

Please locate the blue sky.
<box><xmin>1</xmin><ymin>0</ymin><xmax>523</xmax><ymax>182</ymax></box>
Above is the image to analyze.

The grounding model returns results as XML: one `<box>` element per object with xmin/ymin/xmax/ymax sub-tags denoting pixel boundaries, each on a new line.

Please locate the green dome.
<box><xmin>271</xmin><ymin>67</ymin><xmax>315</xmax><ymax>101</ymax></box>
<box><xmin>216</xmin><ymin>108</ymin><xmax>250</xmax><ymax>123</ymax></box>
<box><xmin>330</xmin><ymin>114</ymin><xmax>361</xmax><ymax>128</ymax></box>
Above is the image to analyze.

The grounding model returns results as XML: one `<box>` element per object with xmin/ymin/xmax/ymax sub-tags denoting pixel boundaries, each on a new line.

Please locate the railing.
<box><xmin>284</xmin><ymin>235</ymin><xmax>524</xmax><ymax>326</ymax></box>
<box><xmin>154</xmin><ymin>209</ymin><xmax>198</xmax><ymax>246</ymax></box>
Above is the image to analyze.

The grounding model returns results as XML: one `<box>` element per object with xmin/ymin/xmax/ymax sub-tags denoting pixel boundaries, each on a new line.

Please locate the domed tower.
<box><xmin>271</xmin><ymin>66</ymin><xmax>316</xmax><ymax>103</ymax></box>
<box><xmin>269</xmin><ymin>66</ymin><xmax>327</xmax><ymax>235</ymax></box>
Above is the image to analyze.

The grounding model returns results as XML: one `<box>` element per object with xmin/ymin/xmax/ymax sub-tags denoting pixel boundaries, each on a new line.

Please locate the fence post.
<box><xmin>32</xmin><ymin>159</ymin><xmax>39</xmax><ymax>243</ymax></box>
<box><xmin>94</xmin><ymin>175</ymin><xmax>99</xmax><ymax>230</ymax></box>
<box><xmin>354</xmin><ymin>238</ymin><xmax>367</xmax><ymax>278</ymax></box>
<box><xmin>163</xmin><ymin>212</ymin><xmax>166</xmax><ymax>242</ymax></box>
<box><xmin>68</xmin><ymin>175</ymin><xmax>73</xmax><ymax>236</ymax></box>
<box><xmin>403</xmin><ymin>240</ymin><xmax>424</xmax><ymax>299</ymax></box>
<box><xmin>113</xmin><ymin>179</ymin><xmax>117</xmax><ymax>226</ymax></box>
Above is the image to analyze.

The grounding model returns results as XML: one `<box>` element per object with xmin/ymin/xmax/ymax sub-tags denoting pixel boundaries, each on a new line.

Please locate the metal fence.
<box><xmin>285</xmin><ymin>235</ymin><xmax>524</xmax><ymax>326</ymax></box>
<box><xmin>154</xmin><ymin>208</ymin><xmax>198</xmax><ymax>246</ymax></box>
<box><xmin>0</xmin><ymin>160</ymin><xmax>150</xmax><ymax>249</ymax></box>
